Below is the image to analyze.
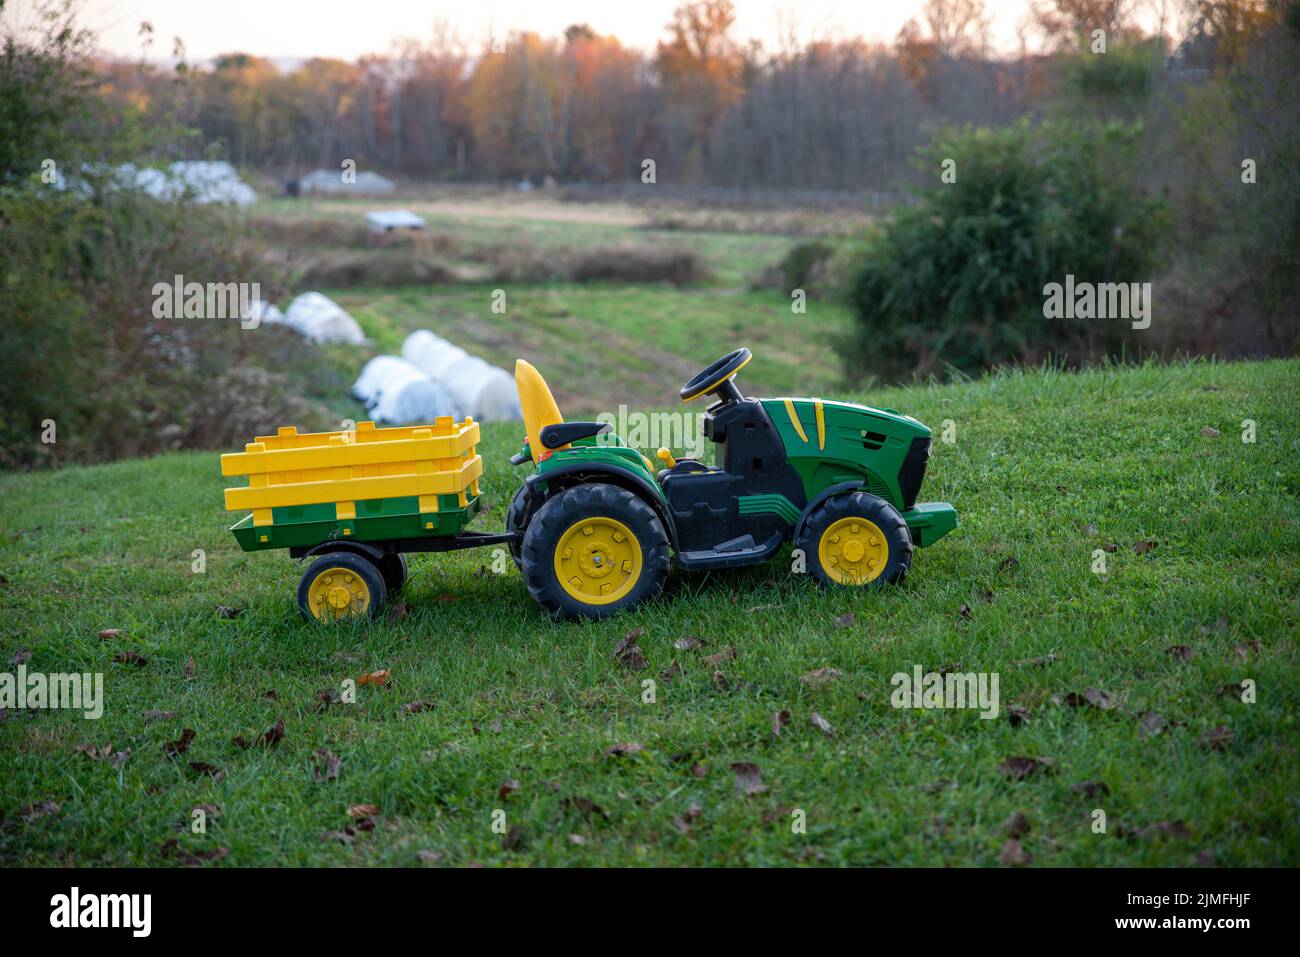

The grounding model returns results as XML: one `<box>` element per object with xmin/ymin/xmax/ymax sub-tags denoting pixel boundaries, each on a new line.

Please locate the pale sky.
<box><xmin>21</xmin><ymin>0</ymin><xmax>1062</xmax><ymax>62</ymax></box>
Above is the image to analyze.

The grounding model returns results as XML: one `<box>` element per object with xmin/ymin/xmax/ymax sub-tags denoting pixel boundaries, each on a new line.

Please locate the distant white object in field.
<box><xmin>299</xmin><ymin>169</ymin><xmax>396</xmax><ymax>197</ymax></box>
<box><xmin>128</xmin><ymin>161</ymin><xmax>257</xmax><ymax>205</ymax></box>
<box><xmin>400</xmin><ymin>330</ymin><xmax>521</xmax><ymax>423</ymax></box>
<box><xmin>366</xmin><ymin>209</ymin><xmax>425</xmax><ymax>232</ymax></box>
<box><xmin>283</xmin><ymin>292</ymin><xmax>367</xmax><ymax>345</ymax></box>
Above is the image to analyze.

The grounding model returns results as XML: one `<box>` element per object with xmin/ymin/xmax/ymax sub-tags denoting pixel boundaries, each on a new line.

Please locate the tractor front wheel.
<box><xmin>520</xmin><ymin>483</ymin><xmax>670</xmax><ymax>619</ymax></box>
<box><xmin>797</xmin><ymin>492</ymin><xmax>912</xmax><ymax>587</ymax></box>
<box><xmin>297</xmin><ymin>551</ymin><xmax>387</xmax><ymax>622</ymax></box>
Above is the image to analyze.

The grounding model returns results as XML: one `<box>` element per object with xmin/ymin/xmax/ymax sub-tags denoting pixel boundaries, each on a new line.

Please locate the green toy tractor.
<box><xmin>508</xmin><ymin>348</ymin><xmax>957</xmax><ymax>619</ymax></box>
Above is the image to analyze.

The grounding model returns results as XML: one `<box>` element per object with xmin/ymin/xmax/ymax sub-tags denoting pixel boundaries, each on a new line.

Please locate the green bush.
<box><xmin>848</xmin><ymin>119</ymin><xmax>1168</xmax><ymax>378</ymax></box>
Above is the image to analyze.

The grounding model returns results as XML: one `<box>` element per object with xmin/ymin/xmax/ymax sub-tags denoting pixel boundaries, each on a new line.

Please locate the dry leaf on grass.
<box><xmin>800</xmin><ymin>667</ymin><xmax>842</xmax><ymax>689</ymax></box>
<box><xmin>358</xmin><ymin>669</ymin><xmax>390</xmax><ymax>687</ymax></box>
<box><xmin>810</xmin><ymin>712</ymin><xmax>835</xmax><ymax>738</ymax></box>
<box><xmin>612</xmin><ymin>628</ymin><xmax>647</xmax><ymax>671</ymax></box>
<box><xmin>997</xmin><ymin>755</ymin><xmax>1055</xmax><ymax>780</ymax></box>
<box><xmin>163</xmin><ymin>728</ymin><xmax>196</xmax><ymax>756</ymax></box>
<box><xmin>730</xmin><ymin>762</ymin><xmax>768</xmax><ymax>796</ymax></box>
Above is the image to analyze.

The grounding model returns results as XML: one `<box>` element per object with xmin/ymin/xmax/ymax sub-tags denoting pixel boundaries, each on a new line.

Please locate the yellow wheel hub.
<box><xmin>819</xmin><ymin>517</ymin><xmax>889</xmax><ymax>585</ymax></box>
<box><xmin>554</xmin><ymin>516</ymin><xmax>643</xmax><ymax>606</ymax></box>
<box><xmin>307</xmin><ymin>568</ymin><xmax>371</xmax><ymax>620</ymax></box>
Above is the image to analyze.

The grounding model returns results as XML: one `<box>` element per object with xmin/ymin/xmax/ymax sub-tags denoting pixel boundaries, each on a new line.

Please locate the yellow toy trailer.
<box><xmin>221</xmin><ymin>417</ymin><xmax>512</xmax><ymax>621</ymax></box>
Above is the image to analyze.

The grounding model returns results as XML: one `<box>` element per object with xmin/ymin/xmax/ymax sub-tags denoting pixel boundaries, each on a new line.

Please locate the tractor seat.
<box><xmin>515</xmin><ymin>359</ymin><xmax>567</xmax><ymax>464</ymax></box>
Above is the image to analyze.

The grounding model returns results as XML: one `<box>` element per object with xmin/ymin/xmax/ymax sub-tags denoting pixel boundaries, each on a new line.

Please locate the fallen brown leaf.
<box><xmin>1005</xmin><ymin>811</ymin><xmax>1031</xmax><ymax>838</ymax></box>
<box><xmin>163</xmin><ymin>728</ymin><xmax>196</xmax><ymax>756</ymax></box>
<box><xmin>1132</xmin><ymin>540</ymin><xmax>1159</xmax><ymax>556</ymax></box>
<box><xmin>997</xmin><ymin>756</ymin><xmax>1055</xmax><ymax>780</ymax></box>
<box><xmin>1070</xmin><ymin>780</ymin><xmax>1110</xmax><ymax>799</ymax></box>
<box><xmin>997</xmin><ymin>556</ymin><xmax>1020</xmax><ymax>571</ymax></box>
<box><xmin>674</xmin><ymin>636</ymin><xmax>704</xmax><ymax>650</ymax></box>
<box><xmin>498</xmin><ymin>779</ymin><xmax>519</xmax><ymax>801</ymax></box>
<box><xmin>603</xmin><ymin>742</ymin><xmax>645</xmax><ymax>758</ymax></box>
<box><xmin>348</xmin><ymin>803</ymin><xmax>379</xmax><ymax>818</ymax></box>
<box><xmin>771</xmin><ymin>709</ymin><xmax>791</xmax><ymax>740</ymax></box>
<box><xmin>562</xmin><ymin>796</ymin><xmax>607</xmax><ymax>819</ymax></box>
<box><xmin>97</xmin><ymin>629</ymin><xmax>121</xmax><ymax>641</ymax></box>
<box><xmin>313</xmin><ymin>750</ymin><xmax>343</xmax><ymax>782</ymax></box>
<box><xmin>502</xmin><ymin>824</ymin><xmax>523</xmax><ymax>852</ymax></box>
<box><xmin>357</xmin><ymin>669</ymin><xmax>390</xmax><ymax>687</ymax></box>
<box><xmin>711</xmin><ymin>670</ymin><xmax>730</xmax><ymax>692</ymax></box>
<box><xmin>1200</xmin><ymin>426</ymin><xmax>1220</xmax><ymax>437</ymax></box>
<box><xmin>1201</xmin><ymin>726</ymin><xmax>1234</xmax><ymax>751</ymax></box>
<box><xmin>1134</xmin><ymin>711</ymin><xmax>1163</xmax><ymax>738</ymax></box>
<box><xmin>402</xmin><ymin>700</ymin><xmax>433</xmax><ymax>715</ymax></box>
<box><xmin>1167</xmin><ymin>645</ymin><xmax>1195</xmax><ymax>662</ymax></box>
<box><xmin>612</xmin><ymin>627</ymin><xmax>647</xmax><ymax>671</ymax></box>
<box><xmin>113</xmin><ymin>651</ymin><xmax>147</xmax><ymax>667</ymax></box>
<box><xmin>810</xmin><ymin>712</ymin><xmax>835</xmax><ymax>738</ymax></box>
<box><xmin>703</xmin><ymin>646</ymin><xmax>736</xmax><ymax>668</ymax></box>
<box><xmin>260</xmin><ymin>716</ymin><xmax>285</xmax><ymax>747</ymax></box>
<box><xmin>142</xmin><ymin>710</ymin><xmax>176</xmax><ymax>723</ymax></box>
<box><xmin>18</xmin><ymin>800</ymin><xmax>59</xmax><ymax>824</ymax></box>
<box><xmin>730</xmin><ymin>762</ymin><xmax>768</xmax><ymax>796</ymax></box>
<box><xmin>999</xmin><ymin>838</ymin><xmax>1032</xmax><ymax>866</ymax></box>
<box><xmin>183</xmin><ymin>655</ymin><xmax>196</xmax><ymax>679</ymax></box>
<box><xmin>800</xmin><ymin>667</ymin><xmax>842</xmax><ymax>689</ymax></box>
<box><xmin>216</xmin><ymin>606</ymin><xmax>243</xmax><ymax>619</ymax></box>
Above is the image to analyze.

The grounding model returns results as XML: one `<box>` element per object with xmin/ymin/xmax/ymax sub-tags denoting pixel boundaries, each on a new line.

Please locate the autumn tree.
<box><xmin>654</xmin><ymin>0</ymin><xmax>744</xmax><ymax>176</ymax></box>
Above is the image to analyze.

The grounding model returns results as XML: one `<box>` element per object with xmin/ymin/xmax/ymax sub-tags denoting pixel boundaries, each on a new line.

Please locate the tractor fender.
<box><xmin>792</xmin><ymin>480</ymin><xmax>865</xmax><ymax>544</ymax></box>
<box><xmin>294</xmin><ymin>539</ymin><xmax>388</xmax><ymax>564</ymax></box>
<box><xmin>526</xmin><ymin>463</ymin><xmax>678</xmax><ymax>549</ymax></box>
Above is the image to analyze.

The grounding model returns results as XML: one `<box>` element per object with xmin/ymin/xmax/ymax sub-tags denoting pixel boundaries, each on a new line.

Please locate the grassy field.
<box><xmin>2</xmin><ymin>358</ymin><xmax>1297</xmax><ymax>866</ymax></box>
<box><xmin>245</xmin><ymin>190</ymin><xmax>858</xmax><ymax>417</ymax></box>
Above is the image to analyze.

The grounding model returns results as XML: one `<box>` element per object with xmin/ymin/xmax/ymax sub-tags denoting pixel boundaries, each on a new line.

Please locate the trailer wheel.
<box><xmin>298</xmin><ymin>552</ymin><xmax>386</xmax><ymax>622</ymax></box>
<box><xmin>796</xmin><ymin>492</ymin><xmax>912</xmax><ymax>588</ymax></box>
<box><xmin>520</xmin><ymin>483</ymin><xmax>669</xmax><ymax>620</ymax></box>
<box><xmin>377</xmin><ymin>553</ymin><xmax>409</xmax><ymax>593</ymax></box>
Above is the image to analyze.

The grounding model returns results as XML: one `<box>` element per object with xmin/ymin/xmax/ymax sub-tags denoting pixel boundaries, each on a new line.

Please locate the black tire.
<box><xmin>505</xmin><ymin>484</ymin><xmax>535</xmax><ymax>570</ymax></box>
<box><xmin>297</xmin><ymin>551</ymin><xmax>387</xmax><ymax>622</ymax></box>
<box><xmin>796</xmin><ymin>492</ymin><xmax>912</xmax><ymax>588</ymax></box>
<box><xmin>377</xmin><ymin>552</ymin><xmax>409</xmax><ymax>593</ymax></box>
<box><xmin>520</xmin><ymin>483</ymin><xmax>670</xmax><ymax>620</ymax></box>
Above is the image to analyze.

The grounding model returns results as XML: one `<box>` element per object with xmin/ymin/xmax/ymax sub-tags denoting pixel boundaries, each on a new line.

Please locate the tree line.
<box><xmin>87</xmin><ymin>0</ymin><xmax>1280</xmax><ymax>191</ymax></box>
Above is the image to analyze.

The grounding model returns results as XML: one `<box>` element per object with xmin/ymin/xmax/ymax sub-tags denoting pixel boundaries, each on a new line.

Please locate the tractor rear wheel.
<box><xmin>505</xmin><ymin>484</ymin><xmax>534</xmax><ymax>571</ymax></box>
<box><xmin>520</xmin><ymin>483</ymin><xmax>670</xmax><ymax>619</ymax></box>
<box><xmin>297</xmin><ymin>552</ymin><xmax>387</xmax><ymax>622</ymax></box>
<box><xmin>797</xmin><ymin>492</ymin><xmax>912</xmax><ymax>587</ymax></box>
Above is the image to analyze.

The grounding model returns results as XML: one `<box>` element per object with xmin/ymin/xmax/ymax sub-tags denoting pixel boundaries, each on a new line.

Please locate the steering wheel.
<box><xmin>680</xmin><ymin>348</ymin><xmax>752</xmax><ymax>402</ymax></box>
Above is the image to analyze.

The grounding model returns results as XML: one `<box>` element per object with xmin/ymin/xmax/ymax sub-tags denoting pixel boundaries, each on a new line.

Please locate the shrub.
<box><xmin>848</xmin><ymin>119</ymin><xmax>1168</xmax><ymax>378</ymax></box>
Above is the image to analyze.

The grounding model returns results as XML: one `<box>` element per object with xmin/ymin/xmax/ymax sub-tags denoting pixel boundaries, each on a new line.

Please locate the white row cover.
<box><xmin>50</xmin><ymin>161</ymin><xmax>258</xmax><ymax>205</ymax></box>
<box><xmin>243</xmin><ymin>292</ymin><xmax>367</xmax><ymax>345</ymax></box>
<box><xmin>299</xmin><ymin>169</ymin><xmax>395</xmax><ymax>196</ymax></box>
<box><xmin>352</xmin><ymin>356</ymin><xmax>462</xmax><ymax>424</ymax></box>
<box><xmin>129</xmin><ymin>161</ymin><xmax>257</xmax><ymax>205</ymax></box>
<box><xmin>401</xmin><ymin>331</ymin><xmax>521</xmax><ymax>423</ymax></box>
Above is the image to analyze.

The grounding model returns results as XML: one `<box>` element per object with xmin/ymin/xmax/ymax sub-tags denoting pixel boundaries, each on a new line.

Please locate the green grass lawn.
<box><xmin>1</xmin><ymin>358</ymin><xmax>1297</xmax><ymax>866</ymax></box>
